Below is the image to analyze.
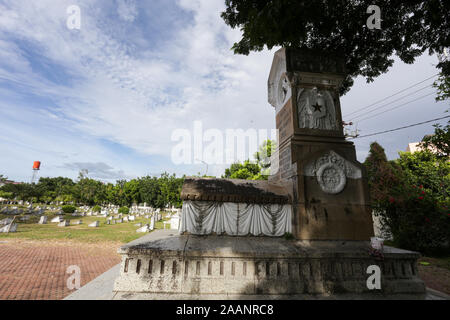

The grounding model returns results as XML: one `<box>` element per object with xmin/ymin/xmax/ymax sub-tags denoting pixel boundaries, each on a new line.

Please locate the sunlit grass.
<box><xmin>0</xmin><ymin>211</ymin><xmax>172</xmax><ymax>244</ymax></box>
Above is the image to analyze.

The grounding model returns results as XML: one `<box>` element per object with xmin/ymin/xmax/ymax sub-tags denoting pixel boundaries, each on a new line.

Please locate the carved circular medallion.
<box><xmin>316</xmin><ymin>162</ymin><xmax>346</xmax><ymax>194</ymax></box>
<box><xmin>277</xmin><ymin>74</ymin><xmax>290</xmax><ymax>106</ymax></box>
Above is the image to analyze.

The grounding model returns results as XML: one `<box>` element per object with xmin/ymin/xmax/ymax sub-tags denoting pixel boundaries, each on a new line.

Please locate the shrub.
<box><xmin>92</xmin><ymin>205</ymin><xmax>101</xmax><ymax>213</ymax></box>
<box><xmin>365</xmin><ymin>143</ymin><xmax>450</xmax><ymax>255</ymax></box>
<box><xmin>62</xmin><ymin>205</ymin><xmax>76</xmax><ymax>214</ymax></box>
<box><xmin>119</xmin><ymin>206</ymin><xmax>129</xmax><ymax>214</ymax></box>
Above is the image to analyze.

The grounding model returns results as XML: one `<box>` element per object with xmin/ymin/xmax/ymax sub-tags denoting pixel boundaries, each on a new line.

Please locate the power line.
<box><xmin>343</xmin><ymin>73</ymin><xmax>439</xmax><ymax>118</ymax></box>
<box><xmin>356</xmin><ymin>91</ymin><xmax>437</xmax><ymax>123</ymax></box>
<box><xmin>349</xmin><ymin>115</ymin><xmax>450</xmax><ymax>140</ymax></box>
<box><xmin>349</xmin><ymin>84</ymin><xmax>432</xmax><ymax>121</ymax></box>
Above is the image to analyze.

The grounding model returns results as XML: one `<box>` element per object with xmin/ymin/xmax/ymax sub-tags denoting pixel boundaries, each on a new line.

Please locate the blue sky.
<box><xmin>0</xmin><ymin>0</ymin><xmax>448</xmax><ymax>183</ymax></box>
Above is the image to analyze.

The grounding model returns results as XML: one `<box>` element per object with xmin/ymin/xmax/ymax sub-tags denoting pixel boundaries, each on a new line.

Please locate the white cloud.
<box><xmin>117</xmin><ymin>0</ymin><xmax>138</xmax><ymax>22</ymax></box>
<box><xmin>0</xmin><ymin>0</ymin><xmax>445</xmax><ymax>182</ymax></box>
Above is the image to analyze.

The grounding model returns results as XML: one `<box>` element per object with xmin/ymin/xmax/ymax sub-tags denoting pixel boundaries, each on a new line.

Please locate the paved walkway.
<box><xmin>0</xmin><ymin>239</ymin><xmax>121</xmax><ymax>300</ymax></box>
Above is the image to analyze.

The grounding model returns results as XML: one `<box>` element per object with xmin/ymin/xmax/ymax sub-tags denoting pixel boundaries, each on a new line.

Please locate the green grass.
<box><xmin>419</xmin><ymin>256</ymin><xmax>450</xmax><ymax>271</ymax></box>
<box><xmin>0</xmin><ymin>211</ymin><xmax>172</xmax><ymax>244</ymax></box>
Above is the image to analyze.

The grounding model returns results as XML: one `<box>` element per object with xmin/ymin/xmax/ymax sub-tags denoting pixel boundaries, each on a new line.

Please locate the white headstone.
<box><xmin>51</xmin><ymin>216</ymin><xmax>63</xmax><ymax>223</ymax></box>
<box><xmin>136</xmin><ymin>224</ymin><xmax>151</xmax><ymax>233</ymax></box>
<box><xmin>0</xmin><ymin>223</ymin><xmax>17</xmax><ymax>233</ymax></box>
<box><xmin>58</xmin><ymin>220</ymin><xmax>70</xmax><ymax>227</ymax></box>
<box><xmin>89</xmin><ymin>221</ymin><xmax>100</xmax><ymax>227</ymax></box>
<box><xmin>38</xmin><ymin>216</ymin><xmax>48</xmax><ymax>224</ymax></box>
<box><xmin>0</xmin><ymin>218</ymin><xmax>13</xmax><ymax>225</ymax></box>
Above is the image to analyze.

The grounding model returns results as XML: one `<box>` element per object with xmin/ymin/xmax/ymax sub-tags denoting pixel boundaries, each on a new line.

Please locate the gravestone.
<box><xmin>136</xmin><ymin>224</ymin><xmax>151</xmax><ymax>233</ymax></box>
<box><xmin>51</xmin><ymin>216</ymin><xmax>63</xmax><ymax>223</ymax></box>
<box><xmin>58</xmin><ymin>220</ymin><xmax>70</xmax><ymax>227</ymax></box>
<box><xmin>89</xmin><ymin>221</ymin><xmax>100</xmax><ymax>228</ymax></box>
<box><xmin>129</xmin><ymin>215</ymin><xmax>135</xmax><ymax>221</ymax></box>
<box><xmin>38</xmin><ymin>216</ymin><xmax>48</xmax><ymax>224</ymax></box>
<box><xmin>149</xmin><ymin>215</ymin><xmax>155</xmax><ymax>230</ymax></box>
<box><xmin>113</xmin><ymin>48</ymin><xmax>426</xmax><ymax>300</ymax></box>
<box><xmin>0</xmin><ymin>223</ymin><xmax>17</xmax><ymax>233</ymax></box>
<box><xmin>0</xmin><ymin>218</ymin><xmax>13</xmax><ymax>225</ymax></box>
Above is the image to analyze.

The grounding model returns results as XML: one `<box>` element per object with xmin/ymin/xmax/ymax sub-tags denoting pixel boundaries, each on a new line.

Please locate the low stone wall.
<box><xmin>113</xmin><ymin>235</ymin><xmax>425</xmax><ymax>299</ymax></box>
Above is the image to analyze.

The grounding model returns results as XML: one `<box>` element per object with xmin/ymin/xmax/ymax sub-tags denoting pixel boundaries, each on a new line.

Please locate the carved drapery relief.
<box><xmin>304</xmin><ymin>151</ymin><xmax>362</xmax><ymax>194</ymax></box>
<box><xmin>297</xmin><ymin>88</ymin><xmax>337</xmax><ymax>130</ymax></box>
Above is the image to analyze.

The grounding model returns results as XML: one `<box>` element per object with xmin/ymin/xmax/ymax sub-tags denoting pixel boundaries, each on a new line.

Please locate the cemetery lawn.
<box><xmin>0</xmin><ymin>213</ymin><xmax>171</xmax><ymax>244</ymax></box>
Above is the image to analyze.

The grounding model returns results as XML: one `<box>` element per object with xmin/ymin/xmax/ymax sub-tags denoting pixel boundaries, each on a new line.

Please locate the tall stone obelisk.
<box><xmin>268</xmin><ymin>48</ymin><xmax>374</xmax><ymax>240</ymax></box>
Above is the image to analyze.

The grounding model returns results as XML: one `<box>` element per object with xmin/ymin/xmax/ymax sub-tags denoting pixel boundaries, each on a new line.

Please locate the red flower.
<box><xmin>418</xmin><ymin>196</ymin><xmax>424</xmax><ymax>200</ymax></box>
<box><xmin>421</xmin><ymin>191</ymin><xmax>426</xmax><ymax>195</ymax></box>
<box><xmin>419</xmin><ymin>185</ymin><xmax>423</xmax><ymax>189</ymax></box>
<box><xmin>389</xmin><ymin>197</ymin><xmax>395</xmax><ymax>203</ymax></box>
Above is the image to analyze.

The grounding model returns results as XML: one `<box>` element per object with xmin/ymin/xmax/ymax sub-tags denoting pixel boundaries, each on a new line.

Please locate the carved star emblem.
<box><xmin>312</xmin><ymin>102</ymin><xmax>322</xmax><ymax>112</ymax></box>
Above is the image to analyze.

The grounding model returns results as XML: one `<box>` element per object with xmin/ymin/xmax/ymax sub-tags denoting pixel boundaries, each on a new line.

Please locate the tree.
<box><xmin>139</xmin><ymin>176</ymin><xmax>163</xmax><ymax>209</ymax></box>
<box><xmin>364</xmin><ymin>142</ymin><xmax>450</xmax><ymax>254</ymax></box>
<box><xmin>433</xmin><ymin>73</ymin><xmax>450</xmax><ymax>102</ymax></box>
<box><xmin>221</xmin><ymin>0</ymin><xmax>450</xmax><ymax>95</ymax></box>
<box><xmin>421</xmin><ymin>121</ymin><xmax>450</xmax><ymax>158</ymax></box>
<box><xmin>0</xmin><ymin>174</ymin><xmax>7</xmax><ymax>183</ymax></box>
<box><xmin>254</xmin><ymin>140</ymin><xmax>276</xmax><ymax>171</ymax></box>
<box><xmin>223</xmin><ymin>160</ymin><xmax>262</xmax><ymax>180</ymax></box>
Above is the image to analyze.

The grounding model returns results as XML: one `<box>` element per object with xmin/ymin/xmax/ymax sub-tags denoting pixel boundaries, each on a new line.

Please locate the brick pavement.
<box><xmin>0</xmin><ymin>239</ymin><xmax>121</xmax><ymax>300</ymax></box>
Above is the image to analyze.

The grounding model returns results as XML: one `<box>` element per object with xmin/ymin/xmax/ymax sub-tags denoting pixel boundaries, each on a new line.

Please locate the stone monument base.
<box><xmin>113</xmin><ymin>235</ymin><xmax>426</xmax><ymax>300</ymax></box>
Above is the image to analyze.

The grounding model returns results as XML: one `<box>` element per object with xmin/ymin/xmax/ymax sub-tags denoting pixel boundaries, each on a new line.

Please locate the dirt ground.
<box><xmin>418</xmin><ymin>258</ymin><xmax>450</xmax><ymax>295</ymax></box>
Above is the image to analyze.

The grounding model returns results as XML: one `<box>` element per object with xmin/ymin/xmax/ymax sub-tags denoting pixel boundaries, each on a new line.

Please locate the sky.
<box><xmin>0</xmin><ymin>0</ymin><xmax>448</xmax><ymax>183</ymax></box>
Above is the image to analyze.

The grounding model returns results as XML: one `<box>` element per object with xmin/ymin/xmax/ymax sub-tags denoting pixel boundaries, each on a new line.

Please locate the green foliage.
<box><xmin>223</xmin><ymin>160</ymin><xmax>262</xmax><ymax>180</ymax></box>
<box><xmin>364</xmin><ymin>142</ymin><xmax>450</xmax><ymax>254</ymax></box>
<box><xmin>0</xmin><ymin>191</ymin><xmax>13</xmax><ymax>199</ymax></box>
<box><xmin>284</xmin><ymin>232</ymin><xmax>294</xmax><ymax>240</ymax></box>
<box><xmin>0</xmin><ymin>173</ymin><xmax>185</xmax><ymax>209</ymax></box>
<box><xmin>62</xmin><ymin>205</ymin><xmax>76</xmax><ymax>214</ymax></box>
<box><xmin>0</xmin><ymin>174</ymin><xmax>7</xmax><ymax>183</ymax></box>
<box><xmin>118</xmin><ymin>206</ymin><xmax>129</xmax><ymax>215</ymax></box>
<box><xmin>221</xmin><ymin>0</ymin><xmax>450</xmax><ymax>95</ymax></box>
<box><xmin>92</xmin><ymin>205</ymin><xmax>101</xmax><ymax>213</ymax></box>
<box><xmin>433</xmin><ymin>73</ymin><xmax>450</xmax><ymax>102</ymax></box>
<box><xmin>223</xmin><ymin>140</ymin><xmax>276</xmax><ymax>180</ymax></box>
<box><xmin>420</xmin><ymin>121</ymin><xmax>450</xmax><ymax>159</ymax></box>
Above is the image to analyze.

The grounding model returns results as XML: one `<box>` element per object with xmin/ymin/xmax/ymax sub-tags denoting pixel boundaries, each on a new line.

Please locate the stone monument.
<box><xmin>267</xmin><ymin>48</ymin><xmax>374</xmax><ymax>240</ymax></box>
<box><xmin>112</xmin><ymin>48</ymin><xmax>426</xmax><ymax>299</ymax></box>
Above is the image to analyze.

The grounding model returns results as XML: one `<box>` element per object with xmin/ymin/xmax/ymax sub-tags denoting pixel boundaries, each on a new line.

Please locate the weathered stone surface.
<box><xmin>113</xmin><ymin>235</ymin><xmax>425</xmax><ymax>299</ymax></box>
<box><xmin>89</xmin><ymin>221</ymin><xmax>100</xmax><ymax>228</ymax></box>
<box><xmin>0</xmin><ymin>223</ymin><xmax>17</xmax><ymax>233</ymax></box>
<box><xmin>58</xmin><ymin>220</ymin><xmax>70</xmax><ymax>227</ymax></box>
<box><xmin>267</xmin><ymin>48</ymin><xmax>374</xmax><ymax>241</ymax></box>
<box><xmin>181</xmin><ymin>177</ymin><xmax>291</xmax><ymax>204</ymax></box>
<box><xmin>38</xmin><ymin>216</ymin><xmax>48</xmax><ymax>224</ymax></box>
<box><xmin>51</xmin><ymin>216</ymin><xmax>63</xmax><ymax>223</ymax></box>
<box><xmin>136</xmin><ymin>225</ymin><xmax>151</xmax><ymax>233</ymax></box>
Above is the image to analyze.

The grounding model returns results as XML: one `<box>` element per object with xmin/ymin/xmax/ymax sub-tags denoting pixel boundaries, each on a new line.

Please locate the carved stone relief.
<box><xmin>304</xmin><ymin>151</ymin><xmax>362</xmax><ymax>194</ymax></box>
<box><xmin>297</xmin><ymin>88</ymin><xmax>338</xmax><ymax>130</ymax></box>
